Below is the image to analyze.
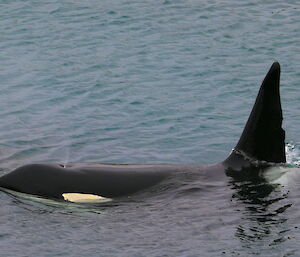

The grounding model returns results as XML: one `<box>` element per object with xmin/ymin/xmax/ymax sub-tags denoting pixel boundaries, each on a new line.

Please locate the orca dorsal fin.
<box><xmin>230</xmin><ymin>62</ymin><xmax>286</xmax><ymax>163</ymax></box>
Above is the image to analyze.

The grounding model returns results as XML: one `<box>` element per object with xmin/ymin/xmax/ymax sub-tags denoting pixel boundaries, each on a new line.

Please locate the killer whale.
<box><xmin>0</xmin><ymin>62</ymin><xmax>286</xmax><ymax>201</ymax></box>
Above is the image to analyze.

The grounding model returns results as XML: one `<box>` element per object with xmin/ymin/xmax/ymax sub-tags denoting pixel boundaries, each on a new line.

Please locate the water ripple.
<box><xmin>0</xmin><ymin>0</ymin><xmax>300</xmax><ymax>256</ymax></box>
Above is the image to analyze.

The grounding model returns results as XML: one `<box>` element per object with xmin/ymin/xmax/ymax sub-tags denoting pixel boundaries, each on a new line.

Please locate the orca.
<box><xmin>0</xmin><ymin>62</ymin><xmax>286</xmax><ymax>202</ymax></box>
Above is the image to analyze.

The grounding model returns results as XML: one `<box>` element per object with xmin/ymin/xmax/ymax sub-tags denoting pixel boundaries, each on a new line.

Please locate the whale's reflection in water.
<box><xmin>228</xmin><ymin>165</ymin><xmax>296</xmax><ymax>253</ymax></box>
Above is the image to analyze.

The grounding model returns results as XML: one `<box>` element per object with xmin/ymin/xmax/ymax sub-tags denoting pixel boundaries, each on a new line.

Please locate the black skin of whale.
<box><xmin>0</xmin><ymin>62</ymin><xmax>286</xmax><ymax>200</ymax></box>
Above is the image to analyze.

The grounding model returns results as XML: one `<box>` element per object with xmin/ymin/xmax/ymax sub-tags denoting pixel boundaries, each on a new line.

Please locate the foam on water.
<box><xmin>286</xmin><ymin>142</ymin><xmax>300</xmax><ymax>166</ymax></box>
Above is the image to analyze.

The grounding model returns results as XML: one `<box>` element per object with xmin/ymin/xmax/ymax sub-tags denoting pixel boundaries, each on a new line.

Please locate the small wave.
<box><xmin>286</xmin><ymin>142</ymin><xmax>300</xmax><ymax>166</ymax></box>
<box><xmin>260</xmin><ymin>143</ymin><xmax>300</xmax><ymax>186</ymax></box>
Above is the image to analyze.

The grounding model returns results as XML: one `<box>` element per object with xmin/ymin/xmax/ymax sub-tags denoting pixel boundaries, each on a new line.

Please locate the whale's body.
<box><xmin>0</xmin><ymin>62</ymin><xmax>286</xmax><ymax>201</ymax></box>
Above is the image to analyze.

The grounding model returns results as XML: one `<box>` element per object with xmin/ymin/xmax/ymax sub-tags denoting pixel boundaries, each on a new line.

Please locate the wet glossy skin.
<box><xmin>0</xmin><ymin>162</ymin><xmax>223</xmax><ymax>199</ymax></box>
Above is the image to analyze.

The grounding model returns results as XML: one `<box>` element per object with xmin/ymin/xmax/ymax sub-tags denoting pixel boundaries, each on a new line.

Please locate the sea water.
<box><xmin>0</xmin><ymin>0</ymin><xmax>300</xmax><ymax>256</ymax></box>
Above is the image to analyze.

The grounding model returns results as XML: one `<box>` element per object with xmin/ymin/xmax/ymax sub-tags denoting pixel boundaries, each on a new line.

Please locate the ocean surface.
<box><xmin>0</xmin><ymin>0</ymin><xmax>300</xmax><ymax>256</ymax></box>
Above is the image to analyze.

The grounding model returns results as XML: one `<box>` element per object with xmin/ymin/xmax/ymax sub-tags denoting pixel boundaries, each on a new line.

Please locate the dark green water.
<box><xmin>0</xmin><ymin>0</ymin><xmax>300</xmax><ymax>256</ymax></box>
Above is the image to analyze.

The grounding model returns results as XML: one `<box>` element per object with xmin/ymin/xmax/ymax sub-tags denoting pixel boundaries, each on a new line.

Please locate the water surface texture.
<box><xmin>0</xmin><ymin>0</ymin><xmax>300</xmax><ymax>256</ymax></box>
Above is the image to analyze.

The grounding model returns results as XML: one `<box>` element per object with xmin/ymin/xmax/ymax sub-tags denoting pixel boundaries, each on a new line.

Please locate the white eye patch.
<box><xmin>62</xmin><ymin>193</ymin><xmax>112</xmax><ymax>203</ymax></box>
